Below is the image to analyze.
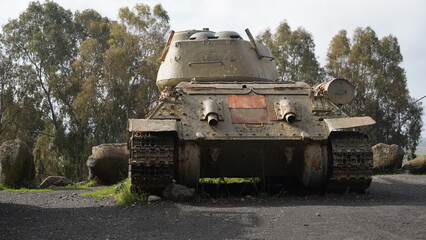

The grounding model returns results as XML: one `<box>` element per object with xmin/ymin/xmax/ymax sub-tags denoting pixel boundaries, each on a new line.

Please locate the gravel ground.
<box><xmin>1</xmin><ymin>174</ymin><xmax>425</xmax><ymax>240</ymax></box>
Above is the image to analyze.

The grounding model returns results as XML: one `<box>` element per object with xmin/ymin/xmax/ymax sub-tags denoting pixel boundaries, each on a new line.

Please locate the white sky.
<box><xmin>1</xmin><ymin>0</ymin><xmax>426</xmax><ymax>135</ymax></box>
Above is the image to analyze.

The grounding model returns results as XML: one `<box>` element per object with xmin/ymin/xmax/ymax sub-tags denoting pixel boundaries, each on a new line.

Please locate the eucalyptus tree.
<box><xmin>325</xmin><ymin>27</ymin><xmax>423</xmax><ymax>157</ymax></box>
<box><xmin>257</xmin><ymin>21</ymin><xmax>324</xmax><ymax>85</ymax></box>
<box><xmin>2</xmin><ymin>1</ymin><xmax>77</xmax><ymax>131</ymax></box>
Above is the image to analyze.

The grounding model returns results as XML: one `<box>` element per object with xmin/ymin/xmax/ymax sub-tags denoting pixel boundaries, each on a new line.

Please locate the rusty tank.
<box><xmin>127</xmin><ymin>28</ymin><xmax>376</xmax><ymax>192</ymax></box>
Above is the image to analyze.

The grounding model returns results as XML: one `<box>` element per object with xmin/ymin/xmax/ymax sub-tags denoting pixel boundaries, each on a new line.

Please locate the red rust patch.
<box><xmin>227</xmin><ymin>95</ymin><xmax>266</xmax><ymax>109</ymax></box>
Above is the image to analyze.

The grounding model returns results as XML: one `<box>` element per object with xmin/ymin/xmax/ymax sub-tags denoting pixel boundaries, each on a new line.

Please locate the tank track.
<box><xmin>328</xmin><ymin>131</ymin><xmax>373</xmax><ymax>193</ymax></box>
<box><xmin>129</xmin><ymin>132</ymin><xmax>175</xmax><ymax>191</ymax></box>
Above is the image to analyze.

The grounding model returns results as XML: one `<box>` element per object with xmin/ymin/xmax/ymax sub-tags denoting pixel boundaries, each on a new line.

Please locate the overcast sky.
<box><xmin>1</xmin><ymin>0</ymin><xmax>426</xmax><ymax>135</ymax></box>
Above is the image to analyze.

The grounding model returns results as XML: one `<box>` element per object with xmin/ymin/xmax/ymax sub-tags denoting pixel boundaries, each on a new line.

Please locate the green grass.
<box><xmin>0</xmin><ymin>183</ymin><xmax>51</xmax><ymax>192</ymax></box>
<box><xmin>373</xmin><ymin>168</ymin><xmax>402</xmax><ymax>175</ymax></box>
<box><xmin>199</xmin><ymin>177</ymin><xmax>261</xmax><ymax>184</ymax></box>
<box><xmin>1</xmin><ymin>179</ymin><xmax>146</xmax><ymax>205</ymax></box>
<box><xmin>80</xmin><ymin>179</ymin><xmax>147</xmax><ymax>205</ymax></box>
<box><xmin>52</xmin><ymin>181</ymin><xmax>97</xmax><ymax>190</ymax></box>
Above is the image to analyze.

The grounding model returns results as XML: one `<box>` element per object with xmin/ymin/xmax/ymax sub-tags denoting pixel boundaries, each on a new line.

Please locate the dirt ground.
<box><xmin>1</xmin><ymin>174</ymin><xmax>425</xmax><ymax>240</ymax></box>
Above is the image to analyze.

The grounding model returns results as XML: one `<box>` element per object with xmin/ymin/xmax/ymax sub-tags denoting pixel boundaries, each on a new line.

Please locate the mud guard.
<box><xmin>324</xmin><ymin>117</ymin><xmax>375</xmax><ymax>132</ymax></box>
<box><xmin>128</xmin><ymin>119</ymin><xmax>178</xmax><ymax>132</ymax></box>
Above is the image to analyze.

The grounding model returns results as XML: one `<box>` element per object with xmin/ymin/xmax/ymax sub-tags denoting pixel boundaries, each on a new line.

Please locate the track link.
<box><xmin>328</xmin><ymin>131</ymin><xmax>373</xmax><ymax>192</ymax></box>
<box><xmin>129</xmin><ymin>132</ymin><xmax>175</xmax><ymax>191</ymax></box>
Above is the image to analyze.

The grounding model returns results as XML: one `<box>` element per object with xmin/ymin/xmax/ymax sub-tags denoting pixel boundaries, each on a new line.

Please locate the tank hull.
<box><xmin>127</xmin><ymin>28</ymin><xmax>375</xmax><ymax>193</ymax></box>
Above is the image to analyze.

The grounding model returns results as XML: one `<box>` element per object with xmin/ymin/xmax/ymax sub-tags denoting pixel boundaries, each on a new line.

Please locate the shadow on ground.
<box><xmin>0</xmin><ymin>201</ymin><xmax>258</xmax><ymax>240</ymax></box>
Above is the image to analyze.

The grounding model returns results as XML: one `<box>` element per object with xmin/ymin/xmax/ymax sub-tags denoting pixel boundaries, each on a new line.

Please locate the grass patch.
<box><xmin>373</xmin><ymin>168</ymin><xmax>402</xmax><ymax>175</ymax></box>
<box><xmin>80</xmin><ymin>179</ymin><xmax>147</xmax><ymax>205</ymax></box>
<box><xmin>199</xmin><ymin>177</ymin><xmax>261</xmax><ymax>184</ymax></box>
<box><xmin>0</xmin><ymin>183</ymin><xmax>51</xmax><ymax>192</ymax></box>
<box><xmin>52</xmin><ymin>181</ymin><xmax>97</xmax><ymax>190</ymax></box>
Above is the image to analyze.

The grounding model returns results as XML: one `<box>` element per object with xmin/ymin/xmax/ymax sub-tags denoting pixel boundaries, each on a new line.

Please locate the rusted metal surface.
<box><xmin>227</xmin><ymin>94</ymin><xmax>266</xmax><ymax>109</ymax></box>
<box><xmin>230</xmin><ymin>109</ymin><xmax>270</xmax><ymax>124</ymax></box>
<box><xmin>324</xmin><ymin>117</ymin><xmax>376</xmax><ymax>131</ymax></box>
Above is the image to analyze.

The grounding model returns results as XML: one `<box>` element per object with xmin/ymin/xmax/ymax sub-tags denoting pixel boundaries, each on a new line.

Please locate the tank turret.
<box><xmin>156</xmin><ymin>29</ymin><xmax>279</xmax><ymax>90</ymax></box>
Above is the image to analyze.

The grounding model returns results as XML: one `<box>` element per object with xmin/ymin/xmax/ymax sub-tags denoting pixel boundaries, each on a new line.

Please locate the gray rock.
<box><xmin>401</xmin><ymin>156</ymin><xmax>426</xmax><ymax>174</ymax></box>
<box><xmin>40</xmin><ymin>176</ymin><xmax>74</xmax><ymax>188</ymax></box>
<box><xmin>0</xmin><ymin>139</ymin><xmax>35</xmax><ymax>188</ymax></box>
<box><xmin>86</xmin><ymin>143</ymin><xmax>128</xmax><ymax>184</ymax></box>
<box><xmin>75</xmin><ymin>181</ymin><xmax>89</xmax><ymax>186</ymax></box>
<box><xmin>372</xmin><ymin>143</ymin><xmax>404</xmax><ymax>170</ymax></box>
<box><xmin>162</xmin><ymin>183</ymin><xmax>195</xmax><ymax>201</ymax></box>
<box><xmin>114</xmin><ymin>183</ymin><xmax>125</xmax><ymax>192</ymax></box>
<box><xmin>148</xmin><ymin>195</ymin><xmax>161</xmax><ymax>202</ymax></box>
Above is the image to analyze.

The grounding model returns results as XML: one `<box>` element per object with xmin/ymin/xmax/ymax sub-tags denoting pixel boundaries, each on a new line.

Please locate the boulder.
<box><xmin>372</xmin><ymin>143</ymin><xmax>404</xmax><ymax>171</ymax></box>
<box><xmin>40</xmin><ymin>176</ymin><xmax>74</xmax><ymax>188</ymax></box>
<box><xmin>401</xmin><ymin>156</ymin><xmax>426</xmax><ymax>174</ymax></box>
<box><xmin>87</xmin><ymin>143</ymin><xmax>128</xmax><ymax>184</ymax></box>
<box><xmin>162</xmin><ymin>183</ymin><xmax>195</xmax><ymax>201</ymax></box>
<box><xmin>148</xmin><ymin>195</ymin><xmax>162</xmax><ymax>202</ymax></box>
<box><xmin>0</xmin><ymin>139</ymin><xmax>35</xmax><ymax>188</ymax></box>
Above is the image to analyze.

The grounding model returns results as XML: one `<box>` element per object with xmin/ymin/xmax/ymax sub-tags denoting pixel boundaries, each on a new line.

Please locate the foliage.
<box><xmin>257</xmin><ymin>21</ymin><xmax>324</xmax><ymax>85</ymax></box>
<box><xmin>0</xmin><ymin>1</ymin><xmax>169</xmax><ymax>181</ymax></box>
<box><xmin>0</xmin><ymin>182</ymin><xmax>49</xmax><ymax>192</ymax></box>
<box><xmin>199</xmin><ymin>178</ymin><xmax>262</xmax><ymax>184</ymax></box>
<box><xmin>80</xmin><ymin>178</ymin><xmax>147</xmax><ymax>205</ymax></box>
<box><xmin>325</xmin><ymin>28</ymin><xmax>423</xmax><ymax>158</ymax></box>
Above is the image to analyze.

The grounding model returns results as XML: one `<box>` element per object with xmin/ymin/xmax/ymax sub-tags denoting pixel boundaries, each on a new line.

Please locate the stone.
<box><xmin>75</xmin><ymin>181</ymin><xmax>89</xmax><ymax>186</ymax></box>
<box><xmin>148</xmin><ymin>195</ymin><xmax>161</xmax><ymax>202</ymax></box>
<box><xmin>0</xmin><ymin>139</ymin><xmax>35</xmax><ymax>188</ymax></box>
<box><xmin>114</xmin><ymin>183</ymin><xmax>125</xmax><ymax>192</ymax></box>
<box><xmin>162</xmin><ymin>183</ymin><xmax>195</xmax><ymax>201</ymax></box>
<box><xmin>372</xmin><ymin>143</ymin><xmax>404</xmax><ymax>170</ymax></box>
<box><xmin>86</xmin><ymin>143</ymin><xmax>129</xmax><ymax>185</ymax></box>
<box><xmin>40</xmin><ymin>176</ymin><xmax>74</xmax><ymax>188</ymax></box>
<box><xmin>401</xmin><ymin>156</ymin><xmax>426</xmax><ymax>174</ymax></box>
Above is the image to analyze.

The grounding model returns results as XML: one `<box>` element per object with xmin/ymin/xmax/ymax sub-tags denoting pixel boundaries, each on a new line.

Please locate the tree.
<box><xmin>66</xmin><ymin>4</ymin><xmax>170</xmax><ymax>177</ymax></box>
<box><xmin>2</xmin><ymin>1</ymin><xmax>77</xmax><ymax>131</ymax></box>
<box><xmin>257</xmin><ymin>21</ymin><xmax>324</xmax><ymax>85</ymax></box>
<box><xmin>0</xmin><ymin>1</ymin><xmax>171</xmax><ymax>181</ymax></box>
<box><xmin>0</xmin><ymin>37</ymin><xmax>44</xmax><ymax>148</ymax></box>
<box><xmin>325</xmin><ymin>27</ymin><xmax>423</xmax><ymax>158</ymax></box>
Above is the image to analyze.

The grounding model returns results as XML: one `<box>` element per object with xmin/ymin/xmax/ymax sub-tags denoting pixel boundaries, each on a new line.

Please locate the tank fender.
<box><xmin>324</xmin><ymin>117</ymin><xmax>375</xmax><ymax>132</ymax></box>
<box><xmin>127</xmin><ymin>119</ymin><xmax>178</xmax><ymax>133</ymax></box>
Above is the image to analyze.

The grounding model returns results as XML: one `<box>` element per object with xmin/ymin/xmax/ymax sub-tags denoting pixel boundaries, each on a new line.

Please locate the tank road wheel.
<box><xmin>177</xmin><ymin>142</ymin><xmax>200</xmax><ymax>188</ymax></box>
<box><xmin>327</xmin><ymin>131</ymin><xmax>373</xmax><ymax>193</ymax></box>
<box><xmin>129</xmin><ymin>132</ymin><xmax>175</xmax><ymax>192</ymax></box>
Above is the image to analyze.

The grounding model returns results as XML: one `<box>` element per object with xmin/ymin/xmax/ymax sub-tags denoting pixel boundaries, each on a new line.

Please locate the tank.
<box><xmin>127</xmin><ymin>28</ymin><xmax>376</xmax><ymax>193</ymax></box>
